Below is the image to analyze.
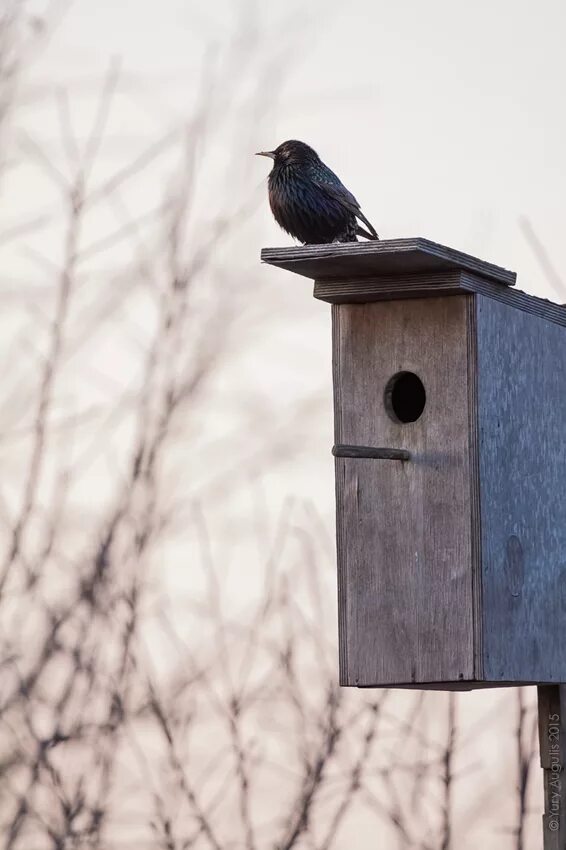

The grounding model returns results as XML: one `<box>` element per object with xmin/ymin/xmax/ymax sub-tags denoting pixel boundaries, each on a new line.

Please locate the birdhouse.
<box><xmin>262</xmin><ymin>238</ymin><xmax>566</xmax><ymax>691</ymax></box>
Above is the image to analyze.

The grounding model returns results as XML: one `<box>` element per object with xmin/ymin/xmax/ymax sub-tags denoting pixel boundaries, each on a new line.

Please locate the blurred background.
<box><xmin>1</xmin><ymin>0</ymin><xmax>564</xmax><ymax>847</ymax></box>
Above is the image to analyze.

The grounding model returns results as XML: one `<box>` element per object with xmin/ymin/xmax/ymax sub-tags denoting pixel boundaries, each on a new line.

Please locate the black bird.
<box><xmin>256</xmin><ymin>140</ymin><xmax>378</xmax><ymax>245</ymax></box>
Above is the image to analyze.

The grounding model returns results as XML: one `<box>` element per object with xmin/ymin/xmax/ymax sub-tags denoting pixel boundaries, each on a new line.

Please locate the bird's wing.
<box><xmin>310</xmin><ymin>169</ymin><xmax>379</xmax><ymax>240</ymax></box>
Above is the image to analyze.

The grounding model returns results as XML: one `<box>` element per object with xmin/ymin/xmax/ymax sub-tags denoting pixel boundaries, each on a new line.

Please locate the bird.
<box><xmin>256</xmin><ymin>140</ymin><xmax>378</xmax><ymax>245</ymax></box>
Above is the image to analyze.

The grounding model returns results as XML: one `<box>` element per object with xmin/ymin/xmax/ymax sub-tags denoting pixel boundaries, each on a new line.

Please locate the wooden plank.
<box><xmin>333</xmin><ymin>295</ymin><xmax>477</xmax><ymax>686</ymax></box>
<box><xmin>538</xmin><ymin>685</ymin><xmax>566</xmax><ymax>848</ymax></box>
<box><xmin>313</xmin><ymin>270</ymin><xmax>566</xmax><ymax>331</ymax></box>
<box><xmin>261</xmin><ymin>238</ymin><xmax>516</xmax><ymax>285</ymax></box>
<box><xmin>390</xmin><ymin>680</ymin><xmax>539</xmax><ymax>691</ymax></box>
<box><xmin>333</xmin><ymin>304</ymin><xmax>349</xmax><ymax>683</ymax></box>
<box><xmin>461</xmin><ymin>272</ymin><xmax>566</xmax><ymax>330</ymax></box>
<box><xmin>476</xmin><ymin>296</ymin><xmax>566</xmax><ymax>682</ymax></box>
<box><xmin>466</xmin><ymin>296</ymin><xmax>484</xmax><ymax>682</ymax></box>
<box><xmin>314</xmin><ymin>271</ymin><xmax>464</xmax><ymax>303</ymax></box>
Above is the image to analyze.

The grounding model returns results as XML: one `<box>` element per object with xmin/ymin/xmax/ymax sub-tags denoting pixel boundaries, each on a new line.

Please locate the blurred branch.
<box><xmin>278</xmin><ymin>686</ymin><xmax>341</xmax><ymax>850</ymax></box>
<box><xmin>440</xmin><ymin>693</ymin><xmax>457</xmax><ymax>850</ymax></box>
<box><xmin>514</xmin><ymin>688</ymin><xmax>537</xmax><ymax>850</ymax></box>
<box><xmin>0</xmin><ymin>171</ymin><xmax>83</xmax><ymax>594</ymax></box>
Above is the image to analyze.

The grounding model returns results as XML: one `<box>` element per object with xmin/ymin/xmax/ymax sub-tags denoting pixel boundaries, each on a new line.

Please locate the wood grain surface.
<box><xmin>262</xmin><ymin>238</ymin><xmax>516</xmax><ymax>285</ymax></box>
<box><xmin>476</xmin><ymin>295</ymin><xmax>566</xmax><ymax>683</ymax></box>
<box><xmin>333</xmin><ymin>295</ymin><xmax>477</xmax><ymax>686</ymax></box>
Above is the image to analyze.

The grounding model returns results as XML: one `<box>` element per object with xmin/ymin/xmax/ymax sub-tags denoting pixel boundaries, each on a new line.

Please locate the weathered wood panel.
<box><xmin>334</xmin><ymin>295</ymin><xmax>478</xmax><ymax>686</ymax></box>
<box><xmin>477</xmin><ymin>296</ymin><xmax>566</xmax><ymax>682</ymax></box>
<box><xmin>467</xmin><ymin>298</ymin><xmax>484</xmax><ymax>683</ymax></box>
<box><xmin>262</xmin><ymin>237</ymin><xmax>516</xmax><ymax>285</ymax></box>
<box><xmin>460</xmin><ymin>273</ymin><xmax>566</xmax><ymax>330</ymax></box>
<box><xmin>313</xmin><ymin>270</ymin><xmax>566</xmax><ymax>331</ymax></box>
<box><xmin>314</xmin><ymin>271</ymin><xmax>464</xmax><ymax>303</ymax></box>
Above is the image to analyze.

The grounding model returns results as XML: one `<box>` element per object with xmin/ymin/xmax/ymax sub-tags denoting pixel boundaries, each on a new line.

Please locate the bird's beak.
<box><xmin>255</xmin><ymin>150</ymin><xmax>275</xmax><ymax>159</ymax></box>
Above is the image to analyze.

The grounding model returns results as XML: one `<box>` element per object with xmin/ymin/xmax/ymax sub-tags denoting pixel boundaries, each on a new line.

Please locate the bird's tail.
<box><xmin>357</xmin><ymin>224</ymin><xmax>379</xmax><ymax>240</ymax></box>
<box><xmin>356</xmin><ymin>211</ymin><xmax>379</xmax><ymax>240</ymax></box>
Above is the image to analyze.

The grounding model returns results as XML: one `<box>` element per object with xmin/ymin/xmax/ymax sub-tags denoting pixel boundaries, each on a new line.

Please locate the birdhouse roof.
<box><xmin>261</xmin><ymin>237</ymin><xmax>515</xmax><ymax>285</ymax></box>
<box><xmin>261</xmin><ymin>237</ymin><xmax>566</xmax><ymax>328</ymax></box>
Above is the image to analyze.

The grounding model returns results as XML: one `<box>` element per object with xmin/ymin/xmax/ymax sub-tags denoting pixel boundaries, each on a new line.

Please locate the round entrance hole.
<box><xmin>384</xmin><ymin>371</ymin><xmax>426</xmax><ymax>424</ymax></box>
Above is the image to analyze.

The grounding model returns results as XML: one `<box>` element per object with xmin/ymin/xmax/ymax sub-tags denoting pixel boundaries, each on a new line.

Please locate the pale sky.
<box><xmin>20</xmin><ymin>0</ymin><xmax>566</xmax><ymax>301</ymax></box>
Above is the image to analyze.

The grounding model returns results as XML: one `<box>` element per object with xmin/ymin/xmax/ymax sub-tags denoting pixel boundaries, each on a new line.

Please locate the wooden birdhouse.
<box><xmin>262</xmin><ymin>238</ymin><xmax>566</xmax><ymax>691</ymax></box>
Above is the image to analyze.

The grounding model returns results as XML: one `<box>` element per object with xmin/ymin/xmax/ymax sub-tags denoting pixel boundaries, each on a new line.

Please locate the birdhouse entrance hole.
<box><xmin>384</xmin><ymin>371</ymin><xmax>426</xmax><ymax>423</ymax></box>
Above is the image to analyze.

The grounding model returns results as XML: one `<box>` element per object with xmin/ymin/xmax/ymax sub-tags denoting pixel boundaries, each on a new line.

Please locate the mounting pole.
<box><xmin>538</xmin><ymin>685</ymin><xmax>566</xmax><ymax>848</ymax></box>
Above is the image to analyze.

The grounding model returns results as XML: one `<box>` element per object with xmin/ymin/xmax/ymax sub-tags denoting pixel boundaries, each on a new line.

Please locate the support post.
<box><xmin>538</xmin><ymin>685</ymin><xmax>566</xmax><ymax>848</ymax></box>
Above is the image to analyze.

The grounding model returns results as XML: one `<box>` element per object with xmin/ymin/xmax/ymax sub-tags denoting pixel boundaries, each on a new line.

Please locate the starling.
<box><xmin>256</xmin><ymin>140</ymin><xmax>378</xmax><ymax>245</ymax></box>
